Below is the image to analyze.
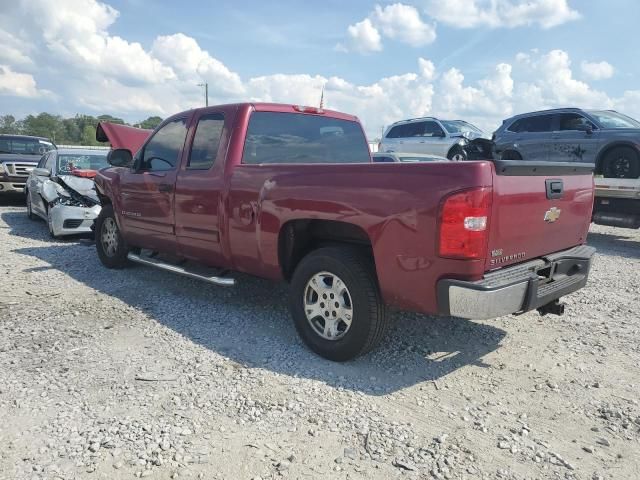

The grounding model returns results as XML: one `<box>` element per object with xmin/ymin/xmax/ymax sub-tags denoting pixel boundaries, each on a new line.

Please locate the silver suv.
<box><xmin>493</xmin><ymin>108</ymin><xmax>640</xmax><ymax>179</ymax></box>
<box><xmin>379</xmin><ymin>117</ymin><xmax>488</xmax><ymax>161</ymax></box>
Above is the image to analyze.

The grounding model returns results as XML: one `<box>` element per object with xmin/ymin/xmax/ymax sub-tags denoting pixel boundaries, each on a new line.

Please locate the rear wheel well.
<box><xmin>278</xmin><ymin>220</ymin><xmax>374</xmax><ymax>281</ymax></box>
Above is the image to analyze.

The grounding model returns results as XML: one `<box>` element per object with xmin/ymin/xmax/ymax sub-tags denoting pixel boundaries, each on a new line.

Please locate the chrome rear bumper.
<box><xmin>437</xmin><ymin>245</ymin><xmax>595</xmax><ymax>319</ymax></box>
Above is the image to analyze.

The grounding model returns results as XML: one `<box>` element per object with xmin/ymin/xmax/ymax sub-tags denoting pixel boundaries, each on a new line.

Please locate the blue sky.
<box><xmin>1</xmin><ymin>0</ymin><xmax>639</xmax><ymax>137</ymax></box>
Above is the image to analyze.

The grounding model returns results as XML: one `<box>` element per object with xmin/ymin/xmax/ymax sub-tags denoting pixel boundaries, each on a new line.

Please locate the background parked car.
<box><xmin>493</xmin><ymin>108</ymin><xmax>640</xmax><ymax>179</ymax></box>
<box><xmin>378</xmin><ymin>117</ymin><xmax>492</xmax><ymax>161</ymax></box>
<box><xmin>0</xmin><ymin>134</ymin><xmax>56</xmax><ymax>194</ymax></box>
<box><xmin>25</xmin><ymin>148</ymin><xmax>107</xmax><ymax>238</ymax></box>
<box><xmin>372</xmin><ymin>152</ymin><xmax>450</xmax><ymax>163</ymax></box>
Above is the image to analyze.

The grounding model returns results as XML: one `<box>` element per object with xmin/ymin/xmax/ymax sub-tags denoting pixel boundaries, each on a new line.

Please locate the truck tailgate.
<box><xmin>485</xmin><ymin>161</ymin><xmax>594</xmax><ymax>271</ymax></box>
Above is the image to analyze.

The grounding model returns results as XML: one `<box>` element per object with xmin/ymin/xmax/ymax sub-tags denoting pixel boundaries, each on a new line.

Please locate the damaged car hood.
<box><xmin>95</xmin><ymin>122</ymin><xmax>152</xmax><ymax>154</ymax></box>
<box><xmin>41</xmin><ymin>175</ymin><xmax>100</xmax><ymax>206</ymax></box>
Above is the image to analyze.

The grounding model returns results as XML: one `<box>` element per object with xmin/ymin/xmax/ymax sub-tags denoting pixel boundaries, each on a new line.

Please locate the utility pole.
<box><xmin>197</xmin><ymin>82</ymin><xmax>209</xmax><ymax>107</ymax></box>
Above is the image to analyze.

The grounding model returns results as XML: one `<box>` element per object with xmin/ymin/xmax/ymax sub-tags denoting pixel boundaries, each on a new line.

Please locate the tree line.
<box><xmin>0</xmin><ymin>113</ymin><xmax>163</xmax><ymax>146</ymax></box>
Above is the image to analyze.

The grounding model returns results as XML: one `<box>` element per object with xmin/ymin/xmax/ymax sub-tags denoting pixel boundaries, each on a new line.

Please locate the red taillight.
<box><xmin>438</xmin><ymin>187</ymin><xmax>492</xmax><ymax>259</ymax></box>
<box><xmin>293</xmin><ymin>105</ymin><xmax>324</xmax><ymax>114</ymax></box>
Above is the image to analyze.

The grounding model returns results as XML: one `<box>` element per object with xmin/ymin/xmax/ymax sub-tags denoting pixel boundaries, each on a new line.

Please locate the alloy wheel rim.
<box><xmin>101</xmin><ymin>217</ymin><xmax>119</xmax><ymax>257</ymax></box>
<box><xmin>613</xmin><ymin>157</ymin><xmax>630</xmax><ymax>178</ymax></box>
<box><xmin>304</xmin><ymin>271</ymin><xmax>353</xmax><ymax>341</ymax></box>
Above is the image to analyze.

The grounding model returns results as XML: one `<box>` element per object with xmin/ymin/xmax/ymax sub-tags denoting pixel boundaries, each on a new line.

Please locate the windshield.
<box><xmin>587</xmin><ymin>110</ymin><xmax>640</xmax><ymax>129</ymax></box>
<box><xmin>0</xmin><ymin>137</ymin><xmax>55</xmax><ymax>155</ymax></box>
<box><xmin>439</xmin><ymin>120</ymin><xmax>483</xmax><ymax>135</ymax></box>
<box><xmin>57</xmin><ymin>153</ymin><xmax>109</xmax><ymax>173</ymax></box>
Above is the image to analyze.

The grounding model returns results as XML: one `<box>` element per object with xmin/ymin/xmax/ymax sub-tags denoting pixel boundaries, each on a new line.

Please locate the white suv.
<box><xmin>379</xmin><ymin>117</ymin><xmax>489</xmax><ymax>160</ymax></box>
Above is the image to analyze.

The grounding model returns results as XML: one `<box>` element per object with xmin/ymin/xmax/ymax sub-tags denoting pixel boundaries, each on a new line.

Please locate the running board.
<box><xmin>127</xmin><ymin>252</ymin><xmax>235</xmax><ymax>287</ymax></box>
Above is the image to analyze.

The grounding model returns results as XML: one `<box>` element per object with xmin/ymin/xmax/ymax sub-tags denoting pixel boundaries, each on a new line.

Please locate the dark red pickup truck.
<box><xmin>94</xmin><ymin>103</ymin><xmax>595</xmax><ymax>360</ymax></box>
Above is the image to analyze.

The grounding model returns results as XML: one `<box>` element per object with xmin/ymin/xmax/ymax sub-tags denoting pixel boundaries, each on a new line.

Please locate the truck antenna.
<box><xmin>319</xmin><ymin>85</ymin><xmax>325</xmax><ymax>109</ymax></box>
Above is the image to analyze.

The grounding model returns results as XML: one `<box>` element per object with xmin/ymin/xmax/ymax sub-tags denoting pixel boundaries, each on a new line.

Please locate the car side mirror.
<box><xmin>576</xmin><ymin>124</ymin><xmax>593</xmax><ymax>134</ymax></box>
<box><xmin>33</xmin><ymin>167</ymin><xmax>51</xmax><ymax>177</ymax></box>
<box><xmin>108</xmin><ymin>148</ymin><xmax>133</xmax><ymax>167</ymax></box>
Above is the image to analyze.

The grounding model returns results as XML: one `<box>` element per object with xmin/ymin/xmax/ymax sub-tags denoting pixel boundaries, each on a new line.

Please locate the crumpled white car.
<box><xmin>25</xmin><ymin>148</ymin><xmax>108</xmax><ymax>238</ymax></box>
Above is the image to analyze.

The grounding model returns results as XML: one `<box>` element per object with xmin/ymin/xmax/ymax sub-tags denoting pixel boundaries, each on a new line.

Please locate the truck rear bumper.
<box><xmin>437</xmin><ymin>245</ymin><xmax>595</xmax><ymax>319</ymax></box>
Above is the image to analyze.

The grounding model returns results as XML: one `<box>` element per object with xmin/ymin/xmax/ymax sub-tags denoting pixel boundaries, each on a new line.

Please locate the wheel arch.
<box><xmin>594</xmin><ymin>141</ymin><xmax>640</xmax><ymax>175</ymax></box>
<box><xmin>277</xmin><ymin>219</ymin><xmax>374</xmax><ymax>282</ymax></box>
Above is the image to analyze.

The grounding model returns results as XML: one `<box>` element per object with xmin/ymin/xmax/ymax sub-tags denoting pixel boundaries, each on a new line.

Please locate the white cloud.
<box><xmin>0</xmin><ymin>65</ymin><xmax>49</xmax><ymax>98</ymax></box>
<box><xmin>418</xmin><ymin>57</ymin><xmax>436</xmax><ymax>80</ymax></box>
<box><xmin>581</xmin><ymin>60</ymin><xmax>614</xmax><ymax>80</ymax></box>
<box><xmin>371</xmin><ymin>4</ymin><xmax>436</xmax><ymax>47</ymax></box>
<box><xmin>339</xmin><ymin>3</ymin><xmax>435</xmax><ymax>53</ymax></box>
<box><xmin>152</xmin><ymin>34</ymin><xmax>244</xmax><ymax>96</ymax></box>
<box><xmin>0</xmin><ymin>0</ymin><xmax>637</xmax><ymax>139</ymax></box>
<box><xmin>11</xmin><ymin>0</ymin><xmax>175</xmax><ymax>85</ymax></box>
<box><xmin>426</xmin><ymin>0</ymin><xmax>580</xmax><ymax>29</ymax></box>
<box><xmin>340</xmin><ymin>19</ymin><xmax>383</xmax><ymax>54</ymax></box>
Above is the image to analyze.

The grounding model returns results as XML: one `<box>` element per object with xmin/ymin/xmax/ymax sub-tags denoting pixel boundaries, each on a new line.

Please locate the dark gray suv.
<box><xmin>493</xmin><ymin>108</ymin><xmax>640</xmax><ymax>178</ymax></box>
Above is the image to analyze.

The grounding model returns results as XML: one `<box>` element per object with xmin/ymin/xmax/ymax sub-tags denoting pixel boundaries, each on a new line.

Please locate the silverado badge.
<box><xmin>544</xmin><ymin>207</ymin><xmax>561</xmax><ymax>223</ymax></box>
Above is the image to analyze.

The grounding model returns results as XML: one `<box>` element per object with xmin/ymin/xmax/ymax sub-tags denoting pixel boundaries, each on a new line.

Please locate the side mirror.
<box><xmin>576</xmin><ymin>124</ymin><xmax>594</xmax><ymax>134</ymax></box>
<box><xmin>33</xmin><ymin>167</ymin><xmax>51</xmax><ymax>177</ymax></box>
<box><xmin>108</xmin><ymin>148</ymin><xmax>133</xmax><ymax>167</ymax></box>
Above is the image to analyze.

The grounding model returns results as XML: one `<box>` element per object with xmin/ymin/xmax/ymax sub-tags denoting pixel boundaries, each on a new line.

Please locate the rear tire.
<box><xmin>95</xmin><ymin>204</ymin><xmax>129</xmax><ymax>269</ymax></box>
<box><xmin>602</xmin><ymin>146</ymin><xmax>640</xmax><ymax>179</ymax></box>
<box><xmin>288</xmin><ymin>247</ymin><xmax>389</xmax><ymax>361</ymax></box>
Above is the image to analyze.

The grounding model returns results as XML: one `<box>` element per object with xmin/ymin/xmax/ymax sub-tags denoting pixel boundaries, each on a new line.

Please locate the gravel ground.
<box><xmin>0</xmin><ymin>197</ymin><xmax>639</xmax><ymax>480</ymax></box>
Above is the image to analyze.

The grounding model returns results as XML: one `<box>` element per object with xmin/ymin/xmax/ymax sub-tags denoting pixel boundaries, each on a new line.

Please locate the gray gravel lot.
<box><xmin>0</xmin><ymin>198</ymin><xmax>639</xmax><ymax>480</ymax></box>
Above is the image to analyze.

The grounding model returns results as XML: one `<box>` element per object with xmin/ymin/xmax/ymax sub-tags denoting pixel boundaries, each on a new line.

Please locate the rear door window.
<box><xmin>188</xmin><ymin>113</ymin><xmax>225</xmax><ymax>170</ymax></box>
<box><xmin>242</xmin><ymin>112</ymin><xmax>371</xmax><ymax>165</ymax></box>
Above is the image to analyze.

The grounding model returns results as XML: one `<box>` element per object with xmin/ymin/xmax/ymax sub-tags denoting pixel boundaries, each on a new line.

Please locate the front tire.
<box><xmin>95</xmin><ymin>204</ymin><xmax>129</xmax><ymax>268</ymax></box>
<box><xmin>447</xmin><ymin>146</ymin><xmax>467</xmax><ymax>162</ymax></box>
<box><xmin>26</xmin><ymin>191</ymin><xmax>36</xmax><ymax>220</ymax></box>
<box><xmin>289</xmin><ymin>247</ymin><xmax>389</xmax><ymax>361</ymax></box>
<box><xmin>602</xmin><ymin>146</ymin><xmax>640</xmax><ymax>179</ymax></box>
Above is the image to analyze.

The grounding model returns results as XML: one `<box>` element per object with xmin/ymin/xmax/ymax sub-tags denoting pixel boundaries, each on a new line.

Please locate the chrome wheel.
<box><xmin>611</xmin><ymin>156</ymin><xmax>631</xmax><ymax>178</ymax></box>
<box><xmin>101</xmin><ymin>217</ymin><xmax>119</xmax><ymax>257</ymax></box>
<box><xmin>304</xmin><ymin>272</ymin><xmax>353</xmax><ymax>341</ymax></box>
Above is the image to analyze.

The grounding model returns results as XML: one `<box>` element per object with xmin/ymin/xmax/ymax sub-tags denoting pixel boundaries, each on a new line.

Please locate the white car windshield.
<box><xmin>587</xmin><ymin>111</ymin><xmax>640</xmax><ymax>129</ymax></box>
<box><xmin>57</xmin><ymin>153</ymin><xmax>109</xmax><ymax>173</ymax></box>
<box><xmin>439</xmin><ymin>120</ymin><xmax>483</xmax><ymax>136</ymax></box>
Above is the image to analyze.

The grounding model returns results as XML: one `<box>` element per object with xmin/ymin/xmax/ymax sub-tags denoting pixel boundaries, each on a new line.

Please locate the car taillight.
<box><xmin>438</xmin><ymin>187</ymin><xmax>492</xmax><ymax>259</ymax></box>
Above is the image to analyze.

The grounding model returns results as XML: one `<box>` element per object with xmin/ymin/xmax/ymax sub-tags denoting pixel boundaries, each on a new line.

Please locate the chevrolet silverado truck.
<box><xmin>0</xmin><ymin>134</ymin><xmax>56</xmax><ymax>194</ymax></box>
<box><xmin>94</xmin><ymin>103</ymin><xmax>596</xmax><ymax>361</ymax></box>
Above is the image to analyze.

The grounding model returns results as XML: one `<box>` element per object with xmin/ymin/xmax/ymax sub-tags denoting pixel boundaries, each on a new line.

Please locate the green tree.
<box><xmin>138</xmin><ymin>116</ymin><xmax>163</xmax><ymax>130</ymax></box>
<box><xmin>0</xmin><ymin>115</ymin><xmax>22</xmax><ymax>134</ymax></box>
<box><xmin>97</xmin><ymin>114</ymin><xmax>125</xmax><ymax>125</ymax></box>
<box><xmin>21</xmin><ymin>113</ymin><xmax>65</xmax><ymax>142</ymax></box>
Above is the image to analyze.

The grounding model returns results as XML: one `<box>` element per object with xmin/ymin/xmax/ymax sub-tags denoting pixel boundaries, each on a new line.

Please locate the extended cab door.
<box><xmin>118</xmin><ymin>117</ymin><xmax>188</xmax><ymax>251</ymax></box>
<box><xmin>174</xmin><ymin>107</ymin><xmax>235</xmax><ymax>267</ymax></box>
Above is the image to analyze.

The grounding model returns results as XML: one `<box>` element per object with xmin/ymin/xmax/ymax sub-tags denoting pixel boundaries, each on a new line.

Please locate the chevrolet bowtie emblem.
<box><xmin>544</xmin><ymin>206</ymin><xmax>561</xmax><ymax>223</ymax></box>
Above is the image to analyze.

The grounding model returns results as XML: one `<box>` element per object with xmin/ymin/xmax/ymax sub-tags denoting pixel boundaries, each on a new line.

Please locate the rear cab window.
<box><xmin>242</xmin><ymin>112</ymin><xmax>371</xmax><ymax>165</ymax></box>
